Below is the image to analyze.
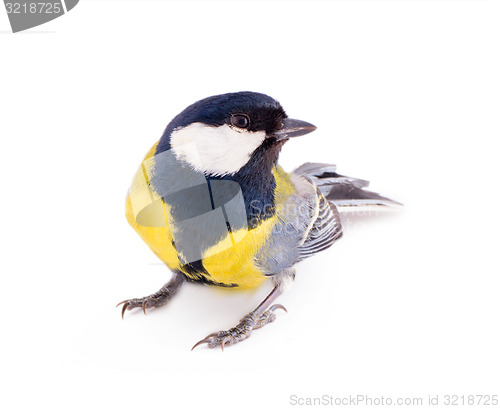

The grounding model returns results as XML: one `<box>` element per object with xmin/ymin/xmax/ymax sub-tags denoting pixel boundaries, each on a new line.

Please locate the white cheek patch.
<box><xmin>169</xmin><ymin>123</ymin><xmax>266</xmax><ymax>176</ymax></box>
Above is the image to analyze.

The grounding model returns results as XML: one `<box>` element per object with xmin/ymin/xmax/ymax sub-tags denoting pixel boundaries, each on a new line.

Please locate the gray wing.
<box><xmin>297</xmin><ymin>191</ymin><xmax>342</xmax><ymax>261</ymax></box>
<box><xmin>254</xmin><ymin>173</ymin><xmax>342</xmax><ymax>276</ymax></box>
<box><xmin>255</xmin><ymin>162</ymin><xmax>399</xmax><ymax>276</ymax></box>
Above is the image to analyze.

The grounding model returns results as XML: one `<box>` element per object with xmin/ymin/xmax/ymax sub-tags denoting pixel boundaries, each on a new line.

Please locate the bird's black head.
<box><xmin>160</xmin><ymin>91</ymin><xmax>286</xmax><ymax>136</ymax></box>
<box><xmin>156</xmin><ymin>91</ymin><xmax>316</xmax><ymax>177</ymax></box>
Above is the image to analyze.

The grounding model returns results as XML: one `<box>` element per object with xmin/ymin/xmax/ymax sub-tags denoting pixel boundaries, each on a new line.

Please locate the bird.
<box><xmin>118</xmin><ymin>91</ymin><xmax>399</xmax><ymax>350</ymax></box>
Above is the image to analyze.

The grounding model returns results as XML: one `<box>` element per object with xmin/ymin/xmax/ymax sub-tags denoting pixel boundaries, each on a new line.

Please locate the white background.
<box><xmin>1</xmin><ymin>1</ymin><xmax>499</xmax><ymax>408</ymax></box>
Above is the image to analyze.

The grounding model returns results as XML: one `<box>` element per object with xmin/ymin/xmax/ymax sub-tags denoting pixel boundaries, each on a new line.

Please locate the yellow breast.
<box><xmin>125</xmin><ymin>143</ymin><xmax>295</xmax><ymax>289</ymax></box>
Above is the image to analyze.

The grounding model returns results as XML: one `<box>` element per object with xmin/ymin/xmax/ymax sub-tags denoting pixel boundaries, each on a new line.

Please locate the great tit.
<box><xmin>118</xmin><ymin>91</ymin><xmax>398</xmax><ymax>350</ymax></box>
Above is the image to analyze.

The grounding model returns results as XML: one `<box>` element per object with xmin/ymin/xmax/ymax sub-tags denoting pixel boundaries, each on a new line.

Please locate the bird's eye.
<box><xmin>230</xmin><ymin>114</ymin><xmax>250</xmax><ymax>129</ymax></box>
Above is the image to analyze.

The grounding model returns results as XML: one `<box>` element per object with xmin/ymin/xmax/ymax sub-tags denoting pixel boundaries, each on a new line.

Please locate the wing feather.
<box><xmin>297</xmin><ymin>191</ymin><xmax>342</xmax><ymax>261</ymax></box>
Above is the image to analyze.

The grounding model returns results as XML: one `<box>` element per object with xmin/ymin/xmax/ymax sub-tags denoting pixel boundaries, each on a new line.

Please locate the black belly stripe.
<box><xmin>180</xmin><ymin>261</ymin><xmax>238</xmax><ymax>288</ymax></box>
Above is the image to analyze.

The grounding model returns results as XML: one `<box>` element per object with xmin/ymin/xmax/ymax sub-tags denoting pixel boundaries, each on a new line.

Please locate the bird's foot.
<box><xmin>191</xmin><ymin>304</ymin><xmax>287</xmax><ymax>351</ymax></box>
<box><xmin>117</xmin><ymin>274</ymin><xmax>185</xmax><ymax>318</ymax></box>
<box><xmin>116</xmin><ymin>294</ymin><xmax>170</xmax><ymax>318</ymax></box>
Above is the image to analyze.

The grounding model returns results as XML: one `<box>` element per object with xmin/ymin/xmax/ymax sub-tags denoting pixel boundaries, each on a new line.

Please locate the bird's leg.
<box><xmin>117</xmin><ymin>271</ymin><xmax>185</xmax><ymax>318</ymax></box>
<box><xmin>192</xmin><ymin>273</ymin><xmax>293</xmax><ymax>350</ymax></box>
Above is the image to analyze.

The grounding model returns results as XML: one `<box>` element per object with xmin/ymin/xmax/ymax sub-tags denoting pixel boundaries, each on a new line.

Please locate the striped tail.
<box><xmin>294</xmin><ymin>162</ymin><xmax>401</xmax><ymax>207</ymax></box>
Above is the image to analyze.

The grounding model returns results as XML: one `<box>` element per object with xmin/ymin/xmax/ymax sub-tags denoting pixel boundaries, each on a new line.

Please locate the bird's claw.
<box><xmin>191</xmin><ymin>304</ymin><xmax>287</xmax><ymax>351</ymax></box>
<box><xmin>116</xmin><ymin>298</ymin><xmax>152</xmax><ymax>318</ymax></box>
<box><xmin>190</xmin><ymin>332</ymin><xmax>221</xmax><ymax>351</ymax></box>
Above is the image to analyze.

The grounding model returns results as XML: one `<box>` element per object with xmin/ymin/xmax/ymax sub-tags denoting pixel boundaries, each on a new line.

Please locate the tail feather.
<box><xmin>294</xmin><ymin>162</ymin><xmax>401</xmax><ymax>207</ymax></box>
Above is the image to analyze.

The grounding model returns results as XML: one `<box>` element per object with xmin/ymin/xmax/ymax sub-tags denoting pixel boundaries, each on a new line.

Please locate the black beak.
<box><xmin>273</xmin><ymin>118</ymin><xmax>317</xmax><ymax>141</ymax></box>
